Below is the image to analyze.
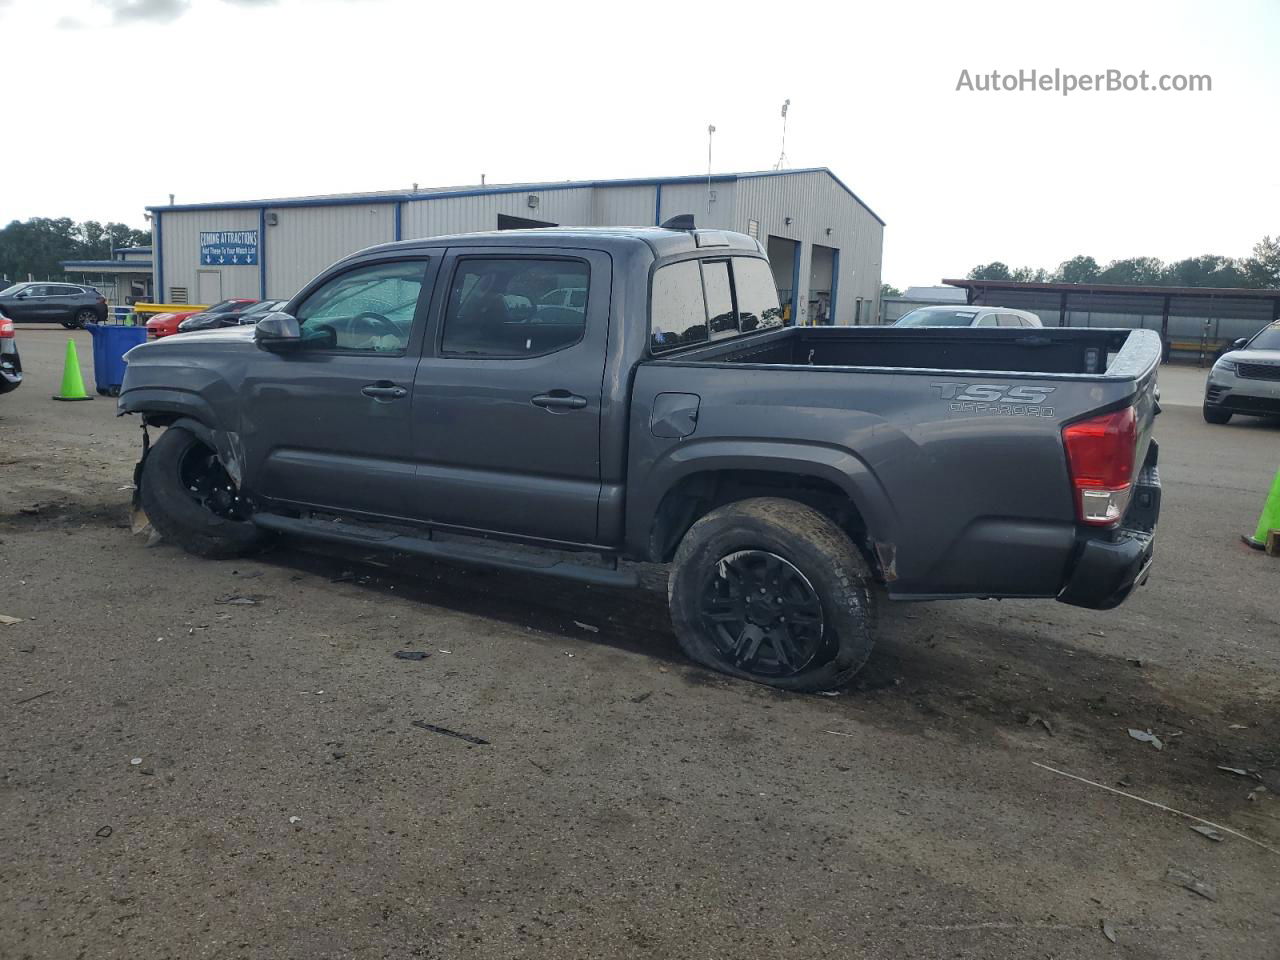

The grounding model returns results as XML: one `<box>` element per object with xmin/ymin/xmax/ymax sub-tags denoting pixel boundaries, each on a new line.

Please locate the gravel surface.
<box><xmin>3</xmin><ymin>327</ymin><xmax>1278</xmax><ymax>959</ymax></box>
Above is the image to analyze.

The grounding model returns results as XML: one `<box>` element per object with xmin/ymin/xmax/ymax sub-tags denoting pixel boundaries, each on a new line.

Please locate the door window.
<box><xmin>651</xmin><ymin>260</ymin><xmax>708</xmax><ymax>352</ymax></box>
<box><xmin>441</xmin><ymin>258</ymin><xmax>589</xmax><ymax>358</ymax></box>
<box><xmin>295</xmin><ymin>260</ymin><xmax>428</xmax><ymax>352</ymax></box>
<box><xmin>975</xmin><ymin>314</ymin><xmax>998</xmax><ymax>327</ymax></box>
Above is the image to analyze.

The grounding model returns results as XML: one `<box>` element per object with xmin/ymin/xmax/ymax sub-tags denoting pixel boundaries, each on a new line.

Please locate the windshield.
<box><xmin>242</xmin><ymin>300</ymin><xmax>280</xmax><ymax>316</ymax></box>
<box><xmin>0</xmin><ymin>283</ymin><xmax>30</xmax><ymax>296</ymax></box>
<box><xmin>895</xmin><ymin>307</ymin><xmax>980</xmax><ymax>327</ymax></box>
<box><xmin>1245</xmin><ymin>324</ymin><xmax>1280</xmax><ymax>351</ymax></box>
<box><xmin>208</xmin><ymin>299</ymin><xmax>250</xmax><ymax>313</ymax></box>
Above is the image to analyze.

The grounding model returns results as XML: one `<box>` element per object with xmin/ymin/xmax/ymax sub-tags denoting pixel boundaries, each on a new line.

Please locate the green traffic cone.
<box><xmin>1242</xmin><ymin>465</ymin><xmax>1280</xmax><ymax>551</ymax></box>
<box><xmin>52</xmin><ymin>339</ymin><xmax>92</xmax><ymax>402</ymax></box>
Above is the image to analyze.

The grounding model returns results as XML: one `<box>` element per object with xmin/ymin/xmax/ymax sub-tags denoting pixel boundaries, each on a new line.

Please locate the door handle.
<box><xmin>361</xmin><ymin>383</ymin><xmax>407</xmax><ymax>400</ymax></box>
<box><xmin>531</xmin><ymin>391</ymin><xmax>587</xmax><ymax>410</ymax></box>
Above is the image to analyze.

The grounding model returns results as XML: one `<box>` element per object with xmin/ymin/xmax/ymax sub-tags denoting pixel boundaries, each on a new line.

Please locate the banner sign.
<box><xmin>200</xmin><ymin>230</ymin><xmax>259</xmax><ymax>266</ymax></box>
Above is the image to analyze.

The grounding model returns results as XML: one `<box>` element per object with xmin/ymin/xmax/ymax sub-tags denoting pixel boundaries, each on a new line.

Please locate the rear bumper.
<box><xmin>1058</xmin><ymin>462</ymin><xmax>1160</xmax><ymax>610</ymax></box>
<box><xmin>0</xmin><ymin>343</ymin><xmax>21</xmax><ymax>393</ymax></box>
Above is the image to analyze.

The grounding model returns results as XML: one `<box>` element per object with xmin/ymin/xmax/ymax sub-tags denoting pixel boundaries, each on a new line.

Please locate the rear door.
<box><xmin>406</xmin><ymin>247</ymin><xmax>610</xmax><ymax>544</ymax></box>
<box><xmin>240</xmin><ymin>255</ymin><xmax>440</xmax><ymax>519</ymax></box>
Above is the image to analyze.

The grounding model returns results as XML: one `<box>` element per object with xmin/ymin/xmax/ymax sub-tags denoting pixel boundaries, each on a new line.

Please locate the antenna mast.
<box><xmin>774</xmin><ymin>99</ymin><xmax>790</xmax><ymax>170</ymax></box>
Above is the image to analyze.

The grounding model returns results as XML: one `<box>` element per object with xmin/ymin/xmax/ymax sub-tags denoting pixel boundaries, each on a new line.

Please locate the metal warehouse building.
<box><xmin>148</xmin><ymin>168</ymin><xmax>885</xmax><ymax>326</ymax></box>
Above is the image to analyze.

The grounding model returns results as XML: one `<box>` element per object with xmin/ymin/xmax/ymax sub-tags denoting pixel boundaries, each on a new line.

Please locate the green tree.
<box><xmin>0</xmin><ymin>216</ymin><xmax>150</xmax><ymax>284</ymax></box>
<box><xmin>968</xmin><ymin>261</ymin><xmax>1012</xmax><ymax>280</ymax></box>
<box><xmin>880</xmin><ymin>282</ymin><xmax>902</xmax><ymax>297</ymax></box>
<box><xmin>1096</xmin><ymin>257</ymin><xmax>1166</xmax><ymax>285</ymax></box>
<box><xmin>1056</xmin><ymin>255</ymin><xmax>1100</xmax><ymax>284</ymax></box>
<box><xmin>1244</xmin><ymin>235</ymin><xmax>1280</xmax><ymax>288</ymax></box>
<box><xmin>1162</xmin><ymin>254</ymin><xmax>1247</xmax><ymax>288</ymax></box>
<box><xmin>1010</xmin><ymin>266</ymin><xmax>1051</xmax><ymax>283</ymax></box>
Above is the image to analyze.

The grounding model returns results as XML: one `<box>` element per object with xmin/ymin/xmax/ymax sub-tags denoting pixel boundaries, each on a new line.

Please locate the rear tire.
<box><xmin>140</xmin><ymin>427</ymin><xmax>264</xmax><ymax>558</ymax></box>
<box><xmin>1203</xmin><ymin>405</ymin><xmax>1232</xmax><ymax>425</ymax></box>
<box><xmin>71</xmin><ymin>308</ymin><xmax>97</xmax><ymax>328</ymax></box>
<box><xmin>668</xmin><ymin>497</ymin><xmax>877</xmax><ymax>692</ymax></box>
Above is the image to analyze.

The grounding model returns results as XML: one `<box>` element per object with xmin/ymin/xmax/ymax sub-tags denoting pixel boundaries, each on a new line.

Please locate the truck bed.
<box><xmin>660</xmin><ymin>324</ymin><xmax>1150</xmax><ymax>378</ymax></box>
<box><xmin>626</xmin><ymin>326</ymin><xmax>1161</xmax><ymax>601</ymax></box>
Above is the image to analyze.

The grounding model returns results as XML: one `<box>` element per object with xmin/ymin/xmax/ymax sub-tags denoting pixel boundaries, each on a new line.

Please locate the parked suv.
<box><xmin>0</xmin><ymin>282</ymin><xmax>107</xmax><ymax>328</ymax></box>
<box><xmin>894</xmin><ymin>306</ymin><xmax>1043</xmax><ymax>328</ymax></box>
<box><xmin>1203</xmin><ymin>321</ymin><xmax>1280</xmax><ymax>423</ymax></box>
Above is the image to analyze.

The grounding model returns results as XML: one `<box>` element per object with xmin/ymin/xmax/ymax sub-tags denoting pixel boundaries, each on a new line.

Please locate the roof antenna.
<box><xmin>706</xmin><ymin>123</ymin><xmax>716</xmax><ymax>218</ymax></box>
<box><xmin>774</xmin><ymin>99</ymin><xmax>790</xmax><ymax>170</ymax></box>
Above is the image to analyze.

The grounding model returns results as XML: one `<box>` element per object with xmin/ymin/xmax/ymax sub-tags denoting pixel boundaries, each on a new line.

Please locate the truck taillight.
<box><xmin>1062</xmin><ymin>406</ymin><xmax>1137</xmax><ymax>526</ymax></box>
<box><xmin>0</xmin><ymin>317</ymin><xmax>13</xmax><ymax>339</ymax></box>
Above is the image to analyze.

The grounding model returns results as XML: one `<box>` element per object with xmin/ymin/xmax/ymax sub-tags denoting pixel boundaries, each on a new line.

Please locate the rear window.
<box><xmin>896</xmin><ymin>307</ymin><xmax>980</xmax><ymax>327</ymax></box>
<box><xmin>650</xmin><ymin>256</ymin><xmax>783</xmax><ymax>354</ymax></box>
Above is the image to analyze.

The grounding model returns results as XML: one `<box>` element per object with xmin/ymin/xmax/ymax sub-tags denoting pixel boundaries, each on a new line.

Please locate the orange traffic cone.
<box><xmin>52</xmin><ymin>339</ymin><xmax>92</xmax><ymax>402</ymax></box>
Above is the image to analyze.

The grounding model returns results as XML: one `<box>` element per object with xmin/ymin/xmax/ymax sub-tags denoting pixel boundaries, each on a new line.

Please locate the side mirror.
<box><xmin>1233</xmin><ymin>338</ymin><xmax>1249</xmax><ymax>350</ymax></box>
<box><xmin>254</xmin><ymin>312</ymin><xmax>302</xmax><ymax>351</ymax></box>
<box><xmin>15</xmin><ymin>292</ymin><xmax>28</xmax><ymax>299</ymax></box>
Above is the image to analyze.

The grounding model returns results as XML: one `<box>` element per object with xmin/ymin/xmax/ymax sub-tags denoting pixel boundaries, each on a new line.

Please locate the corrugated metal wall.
<box><xmin>158</xmin><ymin>208</ymin><xmax>259</xmax><ymax>302</ymax></box>
<box><xmin>654</xmin><ymin>182</ymin><xmax>737</xmax><ymax>230</ymax></box>
<box><xmin>265</xmin><ymin>204</ymin><xmax>395</xmax><ymax>299</ymax></box>
<box><xmin>401</xmin><ymin>187</ymin><xmax>596</xmax><ymax>238</ymax></box>
<box><xmin>593</xmin><ymin>185</ymin><xmax>659</xmax><ymax>227</ymax></box>
<box><xmin>734</xmin><ymin>172</ymin><xmax>884</xmax><ymax>325</ymax></box>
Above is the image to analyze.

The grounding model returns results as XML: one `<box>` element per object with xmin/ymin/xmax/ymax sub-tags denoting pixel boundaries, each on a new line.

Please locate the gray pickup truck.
<box><xmin>119</xmin><ymin>224</ymin><xmax>1162</xmax><ymax>691</ymax></box>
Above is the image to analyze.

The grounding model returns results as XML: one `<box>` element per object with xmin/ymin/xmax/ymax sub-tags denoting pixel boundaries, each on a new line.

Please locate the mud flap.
<box><xmin>131</xmin><ymin>424</ymin><xmax>152</xmax><ymax>535</ymax></box>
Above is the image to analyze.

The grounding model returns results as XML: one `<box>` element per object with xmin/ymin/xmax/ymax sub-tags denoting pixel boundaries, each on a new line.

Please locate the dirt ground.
<box><xmin>2</xmin><ymin>326</ymin><xmax>1278</xmax><ymax>960</ymax></box>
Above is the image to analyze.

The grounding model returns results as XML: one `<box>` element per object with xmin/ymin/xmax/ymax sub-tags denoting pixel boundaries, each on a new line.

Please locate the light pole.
<box><xmin>706</xmin><ymin>124</ymin><xmax>716</xmax><ymax>219</ymax></box>
<box><xmin>775</xmin><ymin>99</ymin><xmax>790</xmax><ymax>170</ymax></box>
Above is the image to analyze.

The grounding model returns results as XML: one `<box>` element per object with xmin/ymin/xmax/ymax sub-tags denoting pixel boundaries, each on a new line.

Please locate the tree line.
<box><xmin>965</xmin><ymin>234</ymin><xmax>1280</xmax><ymax>289</ymax></box>
<box><xmin>0</xmin><ymin>217</ymin><xmax>151</xmax><ymax>286</ymax></box>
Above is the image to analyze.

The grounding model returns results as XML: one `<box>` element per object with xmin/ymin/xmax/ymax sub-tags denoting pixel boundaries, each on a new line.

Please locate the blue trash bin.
<box><xmin>84</xmin><ymin>323</ymin><xmax>147</xmax><ymax>396</ymax></box>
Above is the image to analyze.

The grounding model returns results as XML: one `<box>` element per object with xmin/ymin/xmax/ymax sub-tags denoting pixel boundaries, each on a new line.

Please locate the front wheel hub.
<box><xmin>699</xmin><ymin>550</ymin><xmax>825</xmax><ymax>677</ymax></box>
<box><xmin>177</xmin><ymin>445</ymin><xmax>246</xmax><ymax>520</ymax></box>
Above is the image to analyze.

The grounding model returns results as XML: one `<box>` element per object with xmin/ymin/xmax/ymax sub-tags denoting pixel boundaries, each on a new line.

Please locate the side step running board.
<box><xmin>252</xmin><ymin>513</ymin><xmax>640</xmax><ymax>588</ymax></box>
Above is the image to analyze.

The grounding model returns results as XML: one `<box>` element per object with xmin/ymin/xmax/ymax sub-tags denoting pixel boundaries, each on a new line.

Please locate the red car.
<box><xmin>146</xmin><ymin>298</ymin><xmax>257</xmax><ymax>339</ymax></box>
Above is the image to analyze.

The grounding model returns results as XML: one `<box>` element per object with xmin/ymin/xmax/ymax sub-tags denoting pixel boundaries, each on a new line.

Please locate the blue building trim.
<box><xmin>143</xmin><ymin>168</ymin><xmax>886</xmax><ymax>226</ymax></box>
<box><xmin>60</xmin><ymin>260</ymin><xmax>153</xmax><ymax>270</ymax></box>
<box><xmin>829</xmin><ymin>248</ymin><xmax>840</xmax><ymax>324</ymax></box>
<box><xmin>653</xmin><ymin>184</ymin><xmax>662</xmax><ymax>225</ymax></box>
<box><xmin>155</xmin><ymin>212</ymin><xmax>164</xmax><ymax>303</ymax></box>
<box><xmin>790</xmin><ymin>242</ymin><xmax>803</xmax><ymax>325</ymax></box>
<box><xmin>111</xmin><ymin>246</ymin><xmax>152</xmax><ymax>255</ymax></box>
<box><xmin>258</xmin><ymin>207</ymin><xmax>268</xmax><ymax>298</ymax></box>
<box><xmin>394</xmin><ymin>201</ymin><xmax>403</xmax><ymax>241</ymax></box>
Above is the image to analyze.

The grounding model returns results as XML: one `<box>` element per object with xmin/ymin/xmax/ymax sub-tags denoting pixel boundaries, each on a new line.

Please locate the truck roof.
<box><xmin>354</xmin><ymin>226</ymin><xmax>763</xmax><ymax>262</ymax></box>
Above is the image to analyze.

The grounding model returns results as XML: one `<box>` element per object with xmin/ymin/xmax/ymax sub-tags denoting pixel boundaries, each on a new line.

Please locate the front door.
<box><xmin>197</xmin><ymin>270</ymin><xmax>223</xmax><ymax>306</ymax></box>
<box><xmin>239</xmin><ymin>256</ymin><xmax>439</xmax><ymax>519</ymax></box>
<box><xmin>407</xmin><ymin>248</ymin><xmax>610</xmax><ymax>545</ymax></box>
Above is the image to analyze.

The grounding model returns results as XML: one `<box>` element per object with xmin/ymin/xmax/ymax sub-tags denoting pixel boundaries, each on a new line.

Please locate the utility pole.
<box><xmin>706</xmin><ymin>124</ymin><xmax>716</xmax><ymax>219</ymax></box>
<box><xmin>774</xmin><ymin>99</ymin><xmax>790</xmax><ymax>170</ymax></box>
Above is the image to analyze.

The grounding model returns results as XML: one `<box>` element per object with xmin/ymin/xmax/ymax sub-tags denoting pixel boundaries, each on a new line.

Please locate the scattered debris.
<box><xmin>1126</xmin><ymin>657</ymin><xmax>1144</xmax><ymax>668</ymax></box>
<box><xmin>564</xmin><ymin>651</ymin><xmax>575</xmax><ymax>658</ymax></box>
<box><xmin>1089</xmin><ymin>630</ymin><xmax>1106</xmax><ymax>637</ymax></box>
<box><xmin>1228</xmin><ymin>723</ymin><xmax>1248</xmax><ymax>730</ymax></box>
<box><xmin>1127</xmin><ymin>728</ymin><xmax>1163</xmax><ymax>750</ymax></box>
<box><xmin>1101</xmin><ymin>919</ymin><xmax>1117</xmax><ymax>944</ymax></box>
<box><xmin>1165</xmin><ymin>868</ymin><xmax>1217</xmax><ymax>902</ymax></box>
<box><xmin>13</xmin><ymin>689</ymin><xmax>53</xmax><ymax>706</ymax></box>
<box><xmin>0</xmin><ymin>614</ymin><xmax>22</xmax><ymax>626</ymax></box>
<box><xmin>288</xmin><ymin>816</ymin><xmax>301</xmax><ymax>824</ymax></box>
<box><xmin>94</xmin><ymin>826</ymin><xmax>113</xmax><ymax>839</ymax></box>
<box><xmin>1247</xmin><ymin>786</ymin><xmax>1268</xmax><ymax>803</ymax></box>
<box><xmin>411</xmin><ymin>721</ymin><xmax>489</xmax><ymax>745</ymax></box>
<box><xmin>232</xmin><ymin>569</ymin><xmax>263</xmax><ymax>579</ymax></box>
<box><xmin>1216</xmin><ymin>765</ymin><xmax>1258</xmax><ymax>780</ymax></box>
<box><xmin>1031</xmin><ymin>761</ymin><xmax>1280</xmax><ymax>855</ymax></box>
<box><xmin>393</xmin><ymin>651</ymin><xmax>430</xmax><ymax>661</ymax></box>
<box><xmin>129</xmin><ymin>758</ymin><xmax>142</xmax><ymax>765</ymax></box>
<box><xmin>1026</xmin><ymin>713</ymin><xmax>1055</xmax><ymax>736</ymax></box>
<box><xmin>438</xmin><ymin>649</ymin><xmax>452</xmax><ymax>655</ymax></box>
<box><xmin>18</xmin><ymin>505</ymin><xmax>41</xmax><ymax>516</ymax></box>
<box><xmin>1191</xmin><ymin>825</ymin><xmax>1224</xmax><ymax>843</ymax></box>
<box><xmin>630</xmin><ymin>691</ymin><xmax>652</xmax><ymax>704</ymax></box>
<box><xmin>528</xmin><ymin>759</ymin><xmax>551</xmax><ymax>775</ymax></box>
<box><xmin>815</xmin><ymin>690</ymin><xmax>841</xmax><ymax>697</ymax></box>
<box><xmin>572</xmin><ymin>620</ymin><xmax>599</xmax><ymax>633</ymax></box>
<box><xmin>826</xmin><ymin>730</ymin><xmax>858</xmax><ymax>738</ymax></box>
<box><xmin>214</xmin><ymin>595</ymin><xmax>259</xmax><ymax>605</ymax></box>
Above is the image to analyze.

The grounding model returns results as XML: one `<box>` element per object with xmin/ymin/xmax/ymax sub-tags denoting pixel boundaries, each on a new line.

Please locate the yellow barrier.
<box><xmin>131</xmin><ymin>302</ymin><xmax>211</xmax><ymax>316</ymax></box>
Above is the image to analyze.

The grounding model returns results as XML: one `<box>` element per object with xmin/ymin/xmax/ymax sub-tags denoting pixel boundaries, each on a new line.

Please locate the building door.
<box><xmin>196</xmin><ymin>270</ymin><xmax>222</xmax><ymax>306</ymax></box>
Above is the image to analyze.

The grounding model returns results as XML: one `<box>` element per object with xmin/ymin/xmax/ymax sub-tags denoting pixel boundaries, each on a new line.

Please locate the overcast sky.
<box><xmin>2</xmin><ymin>0</ymin><xmax>1276</xmax><ymax>286</ymax></box>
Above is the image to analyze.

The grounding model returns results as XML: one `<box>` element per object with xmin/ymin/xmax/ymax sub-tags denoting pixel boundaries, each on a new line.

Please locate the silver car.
<box><xmin>893</xmin><ymin>305</ymin><xmax>1043</xmax><ymax>328</ymax></box>
<box><xmin>1203</xmin><ymin>321</ymin><xmax>1280</xmax><ymax>424</ymax></box>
